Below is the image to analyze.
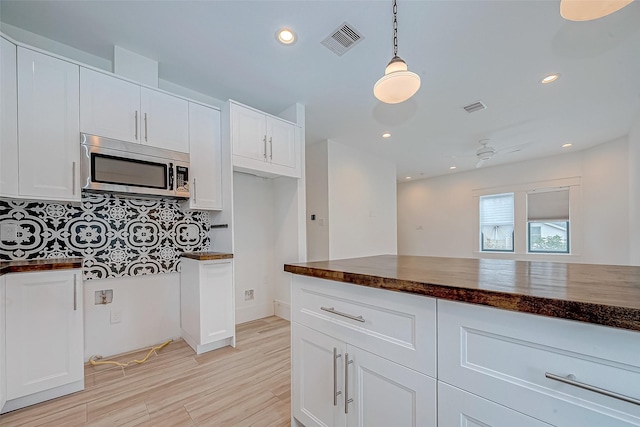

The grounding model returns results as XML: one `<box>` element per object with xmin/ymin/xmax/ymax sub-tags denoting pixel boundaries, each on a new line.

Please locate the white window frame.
<box><xmin>472</xmin><ymin>177</ymin><xmax>582</xmax><ymax>262</ymax></box>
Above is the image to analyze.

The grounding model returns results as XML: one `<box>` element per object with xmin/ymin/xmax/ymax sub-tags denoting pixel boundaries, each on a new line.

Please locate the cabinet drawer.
<box><xmin>291</xmin><ymin>275</ymin><xmax>436</xmax><ymax>376</ymax></box>
<box><xmin>438</xmin><ymin>300</ymin><xmax>640</xmax><ymax>427</ymax></box>
<box><xmin>438</xmin><ymin>382</ymin><xmax>552</xmax><ymax>427</ymax></box>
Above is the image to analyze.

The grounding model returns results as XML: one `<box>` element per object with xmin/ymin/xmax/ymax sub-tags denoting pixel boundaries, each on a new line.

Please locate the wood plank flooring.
<box><xmin>0</xmin><ymin>316</ymin><xmax>292</xmax><ymax>427</ymax></box>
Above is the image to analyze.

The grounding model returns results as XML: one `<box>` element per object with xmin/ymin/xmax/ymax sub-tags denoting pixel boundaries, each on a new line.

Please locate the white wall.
<box><xmin>83</xmin><ymin>274</ymin><xmax>181</xmax><ymax>360</ymax></box>
<box><xmin>629</xmin><ymin>110</ymin><xmax>640</xmax><ymax>266</ymax></box>
<box><xmin>306</xmin><ymin>142</ymin><xmax>329</xmax><ymax>261</ymax></box>
<box><xmin>327</xmin><ymin>140</ymin><xmax>398</xmax><ymax>259</ymax></box>
<box><xmin>232</xmin><ymin>172</ymin><xmax>276</xmax><ymax>323</ymax></box>
<box><xmin>398</xmin><ymin>137</ymin><xmax>630</xmax><ymax>265</ymax></box>
<box><xmin>306</xmin><ymin>139</ymin><xmax>397</xmax><ymax>261</ymax></box>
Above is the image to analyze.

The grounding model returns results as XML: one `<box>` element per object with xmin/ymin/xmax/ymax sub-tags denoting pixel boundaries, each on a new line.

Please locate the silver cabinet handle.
<box><xmin>321</xmin><ymin>306</ymin><xmax>365</xmax><ymax>323</ymax></box>
<box><xmin>72</xmin><ymin>161</ymin><xmax>76</xmax><ymax>195</ymax></box>
<box><xmin>345</xmin><ymin>353</ymin><xmax>353</xmax><ymax>414</ymax></box>
<box><xmin>263</xmin><ymin>135</ymin><xmax>267</xmax><ymax>160</ymax></box>
<box><xmin>193</xmin><ymin>178</ymin><xmax>197</xmax><ymax>203</ymax></box>
<box><xmin>269</xmin><ymin>136</ymin><xmax>273</xmax><ymax>160</ymax></box>
<box><xmin>545</xmin><ymin>372</ymin><xmax>640</xmax><ymax>406</ymax></box>
<box><xmin>333</xmin><ymin>347</ymin><xmax>342</xmax><ymax>406</ymax></box>
<box><xmin>73</xmin><ymin>274</ymin><xmax>77</xmax><ymax>311</ymax></box>
<box><xmin>144</xmin><ymin>112</ymin><xmax>148</xmax><ymax>141</ymax></box>
<box><xmin>135</xmin><ymin>110</ymin><xmax>138</xmax><ymax>140</ymax></box>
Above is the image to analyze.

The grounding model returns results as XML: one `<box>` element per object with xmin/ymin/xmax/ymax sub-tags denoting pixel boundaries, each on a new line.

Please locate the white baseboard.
<box><xmin>235</xmin><ymin>302</ymin><xmax>274</xmax><ymax>324</ymax></box>
<box><xmin>274</xmin><ymin>299</ymin><xmax>291</xmax><ymax>321</ymax></box>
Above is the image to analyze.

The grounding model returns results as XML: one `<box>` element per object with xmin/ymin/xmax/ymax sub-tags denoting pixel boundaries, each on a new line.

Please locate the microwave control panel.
<box><xmin>175</xmin><ymin>166</ymin><xmax>189</xmax><ymax>193</ymax></box>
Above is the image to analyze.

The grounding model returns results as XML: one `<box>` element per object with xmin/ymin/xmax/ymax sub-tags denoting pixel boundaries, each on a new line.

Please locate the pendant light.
<box><xmin>560</xmin><ymin>0</ymin><xmax>634</xmax><ymax>21</ymax></box>
<box><xmin>374</xmin><ymin>0</ymin><xmax>421</xmax><ymax>104</ymax></box>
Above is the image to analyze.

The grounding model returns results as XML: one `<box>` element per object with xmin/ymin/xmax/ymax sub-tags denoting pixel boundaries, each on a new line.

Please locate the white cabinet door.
<box><xmin>80</xmin><ymin>67</ymin><xmax>140</xmax><ymax>143</ymax></box>
<box><xmin>267</xmin><ymin>117</ymin><xmax>296</xmax><ymax>169</ymax></box>
<box><xmin>140</xmin><ymin>87</ymin><xmax>189</xmax><ymax>152</ymax></box>
<box><xmin>0</xmin><ymin>276</ymin><xmax>6</xmax><ymax>412</ymax></box>
<box><xmin>17</xmin><ymin>48</ymin><xmax>80</xmax><ymax>202</ymax></box>
<box><xmin>346</xmin><ymin>345</ymin><xmax>437</xmax><ymax>427</ymax></box>
<box><xmin>231</xmin><ymin>103</ymin><xmax>267</xmax><ymax>162</ymax></box>
<box><xmin>438</xmin><ymin>382</ymin><xmax>552</xmax><ymax>427</ymax></box>
<box><xmin>200</xmin><ymin>260</ymin><xmax>234</xmax><ymax>344</ymax></box>
<box><xmin>5</xmin><ymin>270</ymin><xmax>83</xmax><ymax>400</ymax></box>
<box><xmin>292</xmin><ymin>323</ymin><xmax>346</xmax><ymax>427</ymax></box>
<box><xmin>187</xmin><ymin>103</ymin><xmax>222</xmax><ymax>210</ymax></box>
<box><xmin>1</xmin><ymin>37</ymin><xmax>18</xmax><ymax>198</ymax></box>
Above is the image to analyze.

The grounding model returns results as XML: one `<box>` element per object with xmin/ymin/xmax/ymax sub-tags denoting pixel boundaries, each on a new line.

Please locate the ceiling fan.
<box><xmin>475</xmin><ymin>139</ymin><xmax>496</xmax><ymax>168</ymax></box>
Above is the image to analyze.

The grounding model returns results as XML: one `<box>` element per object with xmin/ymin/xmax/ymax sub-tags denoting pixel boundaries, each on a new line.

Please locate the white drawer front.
<box><xmin>291</xmin><ymin>275</ymin><xmax>436</xmax><ymax>377</ymax></box>
<box><xmin>438</xmin><ymin>300</ymin><xmax>640</xmax><ymax>427</ymax></box>
<box><xmin>438</xmin><ymin>382</ymin><xmax>552</xmax><ymax>427</ymax></box>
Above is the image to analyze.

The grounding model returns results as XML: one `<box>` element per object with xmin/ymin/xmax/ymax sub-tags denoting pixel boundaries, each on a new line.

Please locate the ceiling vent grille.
<box><xmin>321</xmin><ymin>22</ymin><xmax>364</xmax><ymax>56</ymax></box>
<box><xmin>463</xmin><ymin>101</ymin><xmax>487</xmax><ymax>113</ymax></box>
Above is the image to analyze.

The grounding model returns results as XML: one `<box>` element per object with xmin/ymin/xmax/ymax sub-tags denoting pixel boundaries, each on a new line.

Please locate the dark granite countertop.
<box><xmin>0</xmin><ymin>258</ymin><xmax>84</xmax><ymax>276</ymax></box>
<box><xmin>284</xmin><ymin>255</ymin><xmax>640</xmax><ymax>332</ymax></box>
<box><xmin>181</xmin><ymin>252</ymin><xmax>234</xmax><ymax>261</ymax></box>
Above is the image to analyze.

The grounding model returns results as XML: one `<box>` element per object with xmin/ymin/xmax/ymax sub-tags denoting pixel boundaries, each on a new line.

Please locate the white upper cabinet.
<box><xmin>80</xmin><ymin>67</ymin><xmax>140</xmax><ymax>143</ymax></box>
<box><xmin>140</xmin><ymin>87</ymin><xmax>189</xmax><ymax>152</ymax></box>
<box><xmin>267</xmin><ymin>116</ymin><xmax>297</xmax><ymax>169</ymax></box>
<box><xmin>17</xmin><ymin>47</ymin><xmax>80</xmax><ymax>202</ymax></box>
<box><xmin>80</xmin><ymin>67</ymin><xmax>189</xmax><ymax>152</ymax></box>
<box><xmin>1</xmin><ymin>37</ymin><xmax>18</xmax><ymax>198</ymax></box>
<box><xmin>186</xmin><ymin>103</ymin><xmax>222</xmax><ymax>210</ymax></box>
<box><xmin>229</xmin><ymin>101</ymin><xmax>300</xmax><ymax>178</ymax></box>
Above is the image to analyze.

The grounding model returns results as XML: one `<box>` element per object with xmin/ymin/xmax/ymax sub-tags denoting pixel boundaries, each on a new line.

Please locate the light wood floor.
<box><xmin>0</xmin><ymin>316</ymin><xmax>292</xmax><ymax>427</ymax></box>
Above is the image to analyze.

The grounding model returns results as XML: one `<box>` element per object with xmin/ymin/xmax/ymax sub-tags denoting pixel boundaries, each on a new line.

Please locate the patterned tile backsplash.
<box><xmin>0</xmin><ymin>192</ymin><xmax>210</xmax><ymax>280</ymax></box>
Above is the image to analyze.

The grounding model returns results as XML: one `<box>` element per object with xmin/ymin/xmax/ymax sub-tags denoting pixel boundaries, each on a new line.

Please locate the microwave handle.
<box><xmin>169</xmin><ymin>163</ymin><xmax>174</xmax><ymax>191</ymax></box>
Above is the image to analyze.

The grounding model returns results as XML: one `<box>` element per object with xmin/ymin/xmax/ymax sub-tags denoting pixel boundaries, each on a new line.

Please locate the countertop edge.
<box><xmin>181</xmin><ymin>252</ymin><xmax>234</xmax><ymax>261</ymax></box>
<box><xmin>0</xmin><ymin>258</ymin><xmax>84</xmax><ymax>276</ymax></box>
<box><xmin>284</xmin><ymin>264</ymin><xmax>640</xmax><ymax>332</ymax></box>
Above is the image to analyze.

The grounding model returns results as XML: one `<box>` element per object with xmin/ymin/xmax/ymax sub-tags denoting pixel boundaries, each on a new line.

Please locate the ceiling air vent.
<box><xmin>463</xmin><ymin>100</ymin><xmax>487</xmax><ymax>113</ymax></box>
<box><xmin>321</xmin><ymin>22</ymin><xmax>364</xmax><ymax>56</ymax></box>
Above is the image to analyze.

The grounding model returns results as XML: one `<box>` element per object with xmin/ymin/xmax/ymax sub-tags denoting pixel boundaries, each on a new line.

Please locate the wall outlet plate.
<box><xmin>0</xmin><ymin>223</ymin><xmax>18</xmax><ymax>242</ymax></box>
<box><xmin>110</xmin><ymin>309</ymin><xmax>122</xmax><ymax>324</ymax></box>
<box><xmin>244</xmin><ymin>289</ymin><xmax>254</xmax><ymax>301</ymax></box>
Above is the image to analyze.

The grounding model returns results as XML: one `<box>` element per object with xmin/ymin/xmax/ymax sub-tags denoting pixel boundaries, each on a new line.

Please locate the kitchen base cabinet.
<box><xmin>0</xmin><ymin>276</ymin><xmax>6</xmax><ymax>412</ymax></box>
<box><xmin>1</xmin><ymin>270</ymin><xmax>84</xmax><ymax>414</ymax></box>
<box><xmin>438</xmin><ymin>383</ymin><xmax>552</xmax><ymax>427</ymax></box>
<box><xmin>180</xmin><ymin>257</ymin><xmax>235</xmax><ymax>354</ymax></box>
<box><xmin>292</xmin><ymin>323</ymin><xmax>436</xmax><ymax>427</ymax></box>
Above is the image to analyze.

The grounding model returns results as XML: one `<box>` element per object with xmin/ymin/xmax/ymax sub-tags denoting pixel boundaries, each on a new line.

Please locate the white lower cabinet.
<box><xmin>292</xmin><ymin>323</ymin><xmax>436</xmax><ymax>427</ymax></box>
<box><xmin>2</xmin><ymin>270</ymin><xmax>84</xmax><ymax>413</ymax></box>
<box><xmin>180</xmin><ymin>257</ymin><xmax>235</xmax><ymax>354</ymax></box>
<box><xmin>438</xmin><ymin>382</ymin><xmax>552</xmax><ymax>427</ymax></box>
<box><xmin>0</xmin><ymin>276</ymin><xmax>6</xmax><ymax>412</ymax></box>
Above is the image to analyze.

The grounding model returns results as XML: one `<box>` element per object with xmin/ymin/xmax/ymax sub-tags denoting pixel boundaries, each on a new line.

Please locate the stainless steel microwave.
<box><xmin>80</xmin><ymin>133</ymin><xmax>190</xmax><ymax>198</ymax></box>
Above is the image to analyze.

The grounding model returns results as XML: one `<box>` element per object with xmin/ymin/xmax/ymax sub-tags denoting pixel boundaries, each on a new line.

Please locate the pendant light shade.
<box><xmin>560</xmin><ymin>0</ymin><xmax>634</xmax><ymax>21</ymax></box>
<box><xmin>374</xmin><ymin>0</ymin><xmax>420</xmax><ymax>104</ymax></box>
<box><xmin>374</xmin><ymin>56</ymin><xmax>421</xmax><ymax>104</ymax></box>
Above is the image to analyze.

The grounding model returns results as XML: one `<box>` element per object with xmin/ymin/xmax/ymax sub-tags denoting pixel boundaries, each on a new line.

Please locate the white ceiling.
<box><xmin>1</xmin><ymin>0</ymin><xmax>639</xmax><ymax>180</ymax></box>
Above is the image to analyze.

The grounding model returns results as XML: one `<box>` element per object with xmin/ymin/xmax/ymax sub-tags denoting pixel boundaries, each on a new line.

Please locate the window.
<box><xmin>527</xmin><ymin>189</ymin><xmax>569</xmax><ymax>253</ymax></box>
<box><xmin>479</xmin><ymin>193</ymin><xmax>514</xmax><ymax>252</ymax></box>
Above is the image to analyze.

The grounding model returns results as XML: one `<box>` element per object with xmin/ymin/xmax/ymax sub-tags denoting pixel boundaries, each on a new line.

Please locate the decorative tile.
<box><xmin>0</xmin><ymin>192</ymin><xmax>210</xmax><ymax>280</ymax></box>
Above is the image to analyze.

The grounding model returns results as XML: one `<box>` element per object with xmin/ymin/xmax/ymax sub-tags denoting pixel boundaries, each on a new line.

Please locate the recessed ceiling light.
<box><xmin>541</xmin><ymin>73</ymin><xmax>560</xmax><ymax>84</ymax></box>
<box><xmin>276</xmin><ymin>28</ymin><xmax>296</xmax><ymax>45</ymax></box>
<box><xmin>449</xmin><ymin>166</ymin><xmax>457</xmax><ymax>170</ymax></box>
<box><xmin>562</xmin><ymin>143</ymin><xmax>573</xmax><ymax>148</ymax></box>
<box><xmin>382</xmin><ymin>133</ymin><xmax>391</xmax><ymax>138</ymax></box>
<box><xmin>405</xmin><ymin>176</ymin><xmax>411</xmax><ymax>180</ymax></box>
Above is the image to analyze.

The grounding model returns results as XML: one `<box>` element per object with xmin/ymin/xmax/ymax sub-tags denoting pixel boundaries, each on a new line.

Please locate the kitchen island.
<box><xmin>285</xmin><ymin>255</ymin><xmax>640</xmax><ymax>427</ymax></box>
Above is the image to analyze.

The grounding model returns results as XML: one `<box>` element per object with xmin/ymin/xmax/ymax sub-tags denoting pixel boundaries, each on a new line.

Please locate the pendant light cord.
<box><xmin>393</xmin><ymin>0</ymin><xmax>398</xmax><ymax>57</ymax></box>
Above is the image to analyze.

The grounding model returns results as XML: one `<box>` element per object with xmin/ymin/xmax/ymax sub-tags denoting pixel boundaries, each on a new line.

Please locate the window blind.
<box><xmin>527</xmin><ymin>189</ymin><xmax>569</xmax><ymax>221</ymax></box>
<box><xmin>480</xmin><ymin>193</ymin><xmax>514</xmax><ymax>226</ymax></box>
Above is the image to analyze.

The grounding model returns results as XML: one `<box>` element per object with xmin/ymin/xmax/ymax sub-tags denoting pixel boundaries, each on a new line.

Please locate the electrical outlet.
<box><xmin>244</xmin><ymin>289</ymin><xmax>254</xmax><ymax>301</ymax></box>
<box><xmin>110</xmin><ymin>309</ymin><xmax>122</xmax><ymax>324</ymax></box>
<box><xmin>94</xmin><ymin>289</ymin><xmax>113</xmax><ymax>305</ymax></box>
